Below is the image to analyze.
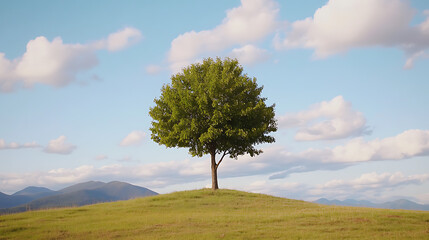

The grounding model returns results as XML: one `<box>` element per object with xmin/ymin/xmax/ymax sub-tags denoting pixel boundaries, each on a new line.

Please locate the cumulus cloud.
<box><xmin>278</xmin><ymin>96</ymin><xmax>369</xmax><ymax>141</ymax></box>
<box><xmin>3</xmin><ymin>159</ymin><xmax>426</xmax><ymax>204</ymax></box>
<box><xmin>95</xmin><ymin>27</ymin><xmax>142</xmax><ymax>52</ymax></box>
<box><xmin>331</xmin><ymin>129</ymin><xmax>429</xmax><ymax>162</ymax></box>
<box><xmin>0</xmin><ymin>158</ymin><xmax>210</xmax><ymax>193</ymax></box>
<box><xmin>0</xmin><ymin>139</ymin><xmax>40</xmax><ymax>150</ymax></box>
<box><xmin>417</xmin><ymin>193</ymin><xmax>429</xmax><ymax>204</ymax></box>
<box><xmin>0</xmin><ymin>37</ymin><xmax>98</xmax><ymax>92</ymax></box>
<box><xmin>239</xmin><ymin>172</ymin><xmax>429</xmax><ymax>202</ymax></box>
<box><xmin>203</xmin><ymin>129</ymin><xmax>429</xmax><ymax>180</ymax></box>
<box><xmin>308</xmin><ymin>172</ymin><xmax>429</xmax><ymax>200</ymax></box>
<box><xmin>3</xmin><ymin>128</ymin><xmax>426</xmax><ymax>191</ymax></box>
<box><xmin>82</xmin><ymin>129</ymin><xmax>429</xmax><ymax>185</ymax></box>
<box><xmin>94</xmin><ymin>155</ymin><xmax>108</xmax><ymax>161</ymax></box>
<box><xmin>107</xmin><ymin>128</ymin><xmax>429</xmax><ymax>182</ymax></box>
<box><xmin>145</xmin><ymin>64</ymin><xmax>164</xmax><ymax>75</ymax></box>
<box><xmin>267</xmin><ymin>129</ymin><xmax>429</xmax><ymax>179</ymax></box>
<box><xmin>329</xmin><ymin>129</ymin><xmax>429</xmax><ymax>162</ymax></box>
<box><xmin>0</xmin><ymin>165</ymin><xmax>96</xmax><ymax>191</ymax></box>
<box><xmin>275</xmin><ymin>0</ymin><xmax>429</xmax><ymax>68</ymax></box>
<box><xmin>0</xmin><ymin>27</ymin><xmax>142</xmax><ymax>92</ymax></box>
<box><xmin>229</xmin><ymin>44</ymin><xmax>270</xmax><ymax>65</ymax></box>
<box><xmin>403</xmin><ymin>50</ymin><xmax>429</xmax><ymax>69</ymax></box>
<box><xmin>243</xmin><ymin>180</ymin><xmax>302</xmax><ymax>196</ymax></box>
<box><xmin>321</xmin><ymin>172</ymin><xmax>428</xmax><ymax>190</ymax></box>
<box><xmin>168</xmin><ymin>0</ymin><xmax>279</xmax><ymax>72</ymax></box>
<box><xmin>43</xmin><ymin>135</ymin><xmax>76</xmax><ymax>155</ymax></box>
<box><xmin>120</xmin><ymin>131</ymin><xmax>146</xmax><ymax>146</ymax></box>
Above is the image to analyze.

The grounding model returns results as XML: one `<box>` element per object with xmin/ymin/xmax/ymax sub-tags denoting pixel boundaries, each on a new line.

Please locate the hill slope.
<box><xmin>1</xmin><ymin>189</ymin><xmax>428</xmax><ymax>239</ymax></box>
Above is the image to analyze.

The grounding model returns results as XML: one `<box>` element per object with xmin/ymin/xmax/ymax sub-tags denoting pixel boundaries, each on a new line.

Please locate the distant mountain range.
<box><xmin>0</xmin><ymin>181</ymin><xmax>157</xmax><ymax>214</ymax></box>
<box><xmin>314</xmin><ymin>198</ymin><xmax>429</xmax><ymax>211</ymax></box>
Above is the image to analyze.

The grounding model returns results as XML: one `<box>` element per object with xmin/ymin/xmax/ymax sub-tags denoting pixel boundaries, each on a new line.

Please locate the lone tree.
<box><xmin>149</xmin><ymin>57</ymin><xmax>277</xmax><ymax>190</ymax></box>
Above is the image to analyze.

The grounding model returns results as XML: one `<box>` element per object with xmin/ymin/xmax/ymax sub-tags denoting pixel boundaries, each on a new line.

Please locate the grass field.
<box><xmin>1</xmin><ymin>189</ymin><xmax>428</xmax><ymax>239</ymax></box>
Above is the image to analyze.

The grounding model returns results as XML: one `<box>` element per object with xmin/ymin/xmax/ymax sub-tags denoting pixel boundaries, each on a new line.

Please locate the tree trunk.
<box><xmin>211</xmin><ymin>151</ymin><xmax>219</xmax><ymax>190</ymax></box>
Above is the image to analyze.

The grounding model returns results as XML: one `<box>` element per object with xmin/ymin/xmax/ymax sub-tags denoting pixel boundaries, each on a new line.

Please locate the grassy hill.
<box><xmin>0</xmin><ymin>189</ymin><xmax>428</xmax><ymax>239</ymax></box>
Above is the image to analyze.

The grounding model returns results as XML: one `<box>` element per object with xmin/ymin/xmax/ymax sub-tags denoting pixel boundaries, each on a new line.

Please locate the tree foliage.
<box><xmin>149</xmin><ymin>57</ymin><xmax>277</xmax><ymax>189</ymax></box>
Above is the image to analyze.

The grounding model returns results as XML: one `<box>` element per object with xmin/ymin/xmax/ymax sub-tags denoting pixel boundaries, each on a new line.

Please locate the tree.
<box><xmin>149</xmin><ymin>57</ymin><xmax>277</xmax><ymax>190</ymax></box>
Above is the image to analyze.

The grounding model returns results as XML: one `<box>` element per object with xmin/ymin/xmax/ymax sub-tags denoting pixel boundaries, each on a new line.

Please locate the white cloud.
<box><xmin>120</xmin><ymin>131</ymin><xmax>146</xmax><ymax>146</ymax></box>
<box><xmin>276</xmin><ymin>0</ymin><xmax>429</xmax><ymax>68</ymax></box>
<box><xmin>95</xmin><ymin>27</ymin><xmax>142</xmax><ymax>52</ymax></box>
<box><xmin>168</xmin><ymin>0</ymin><xmax>279</xmax><ymax>72</ymax></box>
<box><xmin>242</xmin><ymin>172</ymin><xmax>429</xmax><ymax>202</ymax></box>
<box><xmin>330</xmin><ymin>129</ymin><xmax>429</xmax><ymax>163</ymax></box>
<box><xmin>244</xmin><ymin>180</ymin><xmax>302</xmax><ymax>196</ymax></box>
<box><xmin>0</xmin><ymin>37</ymin><xmax>98</xmax><ymax>92</ymax></box>
<box><xmin>417</xmin><ymin>193</ymin><xmax>429</xmax><ymax>204</ymax></box>
<box><xmin>95</xmin><ymin>155</ymin><xmax>108</xmax><ymax>161</ymax></box>
<box><xmin>270</xmin><ymin>130</ymin><xmax>429</xmax><ymax>179</ymax></box>
<box><xmin>59</xmin><ymin>129</ymin><xmax>424</xmax><ymax>184</ymax></box>
<box><xmin>91</xmin><ymin>128</ymin><xmax>429</xmax><ymax>183</ymax></box>
<box><xmin>63</xmin><ymin>129</ymin><xmax>429</xmax><ymax>183</ymax></box>
<box><xmin>145</xmin><ymin>64</ymin><xmax>164</xmax><ymax>75</ymax></box>
<box><xmin>209</xmin><ymin>128</ymin><xmax>429</xmax><ymax>180</ymax></box>
<box><xmin>0</xmin><ymin>27</ymin><xmax>142</xmax><ymax>92</ymax></box>
<box><xmin>0</xmin><ymin>139</ymin><xmax>40</xmax><ymax>149</ymax></box>
<box><xmin>44</xmin><ymin>165</ymin><xmax>94</xmax><ymax>184</ymax></box>
<box><xmin>43</xmin><ymin>135</ymin><xmax>76</xmax><ymax>155</ymax></box>
<box><xmin>403</xmin><ymin>50</ymin><xmax>429</xmax><ymax>69</ymax></box>
<box><xmin>2</xmin><ymin>128</ymin><xmax>429</xmax><ymax>195</ymax></box>
<box><xmin>321</xmin><ymin>172</ymin><xmax>428</xmax><ymax>190</ymax></box>
<box><xmin>4</xmin><ymin>161</ymin><xmax>426</xmax><ymax>203</ymax></box>
<box><xmin>0</xmin><ymin>158</ymin><xmax>209</xmax><ymax>193</ymax></box>
<box><xmin>308</xmin><ymin>172</ymin><xmax>429</xmax><ymax>200</ymax></box>
<box><xmin>279</xmin><ymin>96</ymin><xmax>369</xmax><ymax>141</ymax></box>
<box><xmin>229</xmin><ymin>44</ymin><xmax>270</xmax><ymax>65</ymax></box>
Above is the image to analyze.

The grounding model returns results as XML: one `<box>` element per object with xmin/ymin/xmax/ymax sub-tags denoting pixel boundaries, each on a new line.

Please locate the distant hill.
<box><xmin>13</xmin><ymin>186</ymin><xmax>55</xmax><ymax>196</ymax></box>
<box><xmin>0</xmin><ymin>186</ymin><xmax>57</xmax><ymax>209</ymax></box>
<box><xmin>0</xmin><ymin>192</ymin><xmax>33</xmax><ymax>209</ymax></box>
<box><xmin>13</xmin><ymin>186</ymin><xmax>57</xmax><ymax>201</ymax></box>
<box><xmin>0</xmin><ymin>181</ymin><xmax>157</xmax><ymax>214</ymax></box>
<box><xmin>314</xmin><ymin>198</ymin><xmax>429</xmax><ymax>211</ymax></box>
<box><xmin>58</xmin><ymin>181</ymin><xmax>106</xmax><ymax>194</ymax></box>
<box><xmin>95</xmin><ymin>181</ymin><xmax>157</xmax><ymax>200</ymax></box>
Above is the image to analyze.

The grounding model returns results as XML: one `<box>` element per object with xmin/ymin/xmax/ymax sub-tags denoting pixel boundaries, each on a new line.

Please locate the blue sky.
<box><xmin>1</xmin><ymin>0</ymin><xmax>428</xmax><ymax>203</ymax></box>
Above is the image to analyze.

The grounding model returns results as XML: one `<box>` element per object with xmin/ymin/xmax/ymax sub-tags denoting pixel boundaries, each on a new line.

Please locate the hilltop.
<box><xmin>1</xmin><ymin>189</ymin><xmax>428</xmax><ymax>239</ymax></box>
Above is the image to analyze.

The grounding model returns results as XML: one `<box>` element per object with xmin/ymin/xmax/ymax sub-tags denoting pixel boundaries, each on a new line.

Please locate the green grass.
<box><xmin>1</xmin><ymin>189</ymin><xmax>428</xmax><ymax>239</ymax></box>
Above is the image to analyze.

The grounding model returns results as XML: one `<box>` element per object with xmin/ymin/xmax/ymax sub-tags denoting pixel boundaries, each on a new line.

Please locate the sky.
<box><xmin>0</xmin><ymin>0</ymin><xmax>428</xmax><ymax>204</ymax></box>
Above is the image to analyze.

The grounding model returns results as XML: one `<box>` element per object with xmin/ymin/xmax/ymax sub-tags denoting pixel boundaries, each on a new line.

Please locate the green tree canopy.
<box><xmin>149</xmin><ymin>57</ymin><xmax>277</xmax><ymax>190</ymax></box>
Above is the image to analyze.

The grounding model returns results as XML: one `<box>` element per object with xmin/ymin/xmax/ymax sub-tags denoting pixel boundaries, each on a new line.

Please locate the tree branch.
<box><xmin>216</xmin><ymin>151</ymin><xmax>228</xmax><ymax>170</ymax></box>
